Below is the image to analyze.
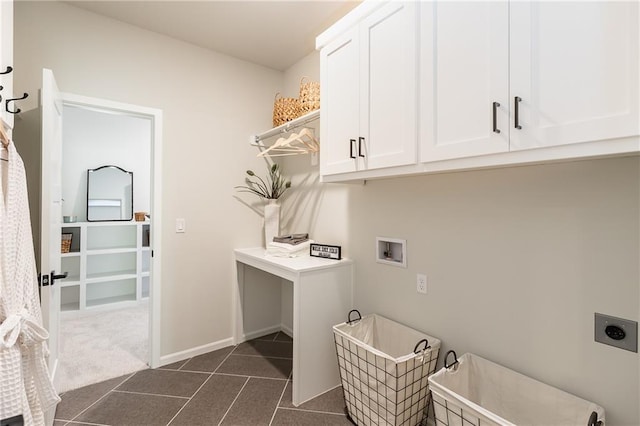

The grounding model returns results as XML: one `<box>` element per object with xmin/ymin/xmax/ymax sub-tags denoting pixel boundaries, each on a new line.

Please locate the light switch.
<box><xmin>175</xmin><ymin>218</ymin><xmax>186</xmax><ymax>233</ymax></box>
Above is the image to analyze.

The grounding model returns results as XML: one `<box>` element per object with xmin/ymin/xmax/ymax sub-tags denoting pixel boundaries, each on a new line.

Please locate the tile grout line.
<box><xmin>217</xmin><ymin>376</ymin><xmax>251</xmax><ymax>426</ymax></box>
<box><xmin>112</xmin><ymin>389</ymin><xmax>191</xmax><ymax>400</ymax></box>
<box><xmin>160</xmin><ymin>368</ymin><xmax>215</xmax><ymax>375</ymax></box>
<box><xmin>268</xmin><ymin>372</ymin><xmax>292</xmax><ymax>426</ymax></box>
<box><xmin>62</xmin><ymin>372</ymin><xmax>136</xmax><ymax>423</ymax></box>
<box><xmin>211</xmin><ymin>345</ymin><xmax>248</xmax><ymax>426</ymax></box>
<box><xmin>213</xmin><ymin>347</ymin><xmax>238</xmax><ymax>374</ymax></box>
<box><xmin>277</xmin><ymin>406</ymin><xmax>350</xmax><ymax>417</ymax></box>
<box><xmin>164</xmin><ymin>372</ymin><xmax>216</xmax><ymax>426</ymax></box>
<box><xmin>166</xmin><ymin>348</ymin><xmax>237</xmax><ymax>426</ymax></box>
<box><xmin>227</xmin><ymin>353</ymin><xmax>293</xmax><ymax>360</ymax></box>
<box><xmin>214</xmin><ymin>372</ymin><xmax>288</xmax><ymax>381</ymax></box>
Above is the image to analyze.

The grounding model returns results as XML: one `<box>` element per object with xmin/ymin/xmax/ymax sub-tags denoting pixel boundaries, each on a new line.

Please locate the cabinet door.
<box><xmin>361</xmin><ymin>1</ymin><xmax>418</xmax><ymax>170</ymax></box>
<box><xmin>510</xmin><ymin>1</ymin><xmax>639</xmax><ymax>150</ymax></box>
<box><xmin>320</xmin><ymin>27</ymin><xmax>360</xmax><ymax>176</ymax></box>
<box><xmin>420</xmin><ymin>1</ymin><xmax>509</xmax><ymax>162</ymax></box>
<box><xmin>0</xmin><ymin>0</ymin><xmax>14</xmax><ymax>130</ymax></box>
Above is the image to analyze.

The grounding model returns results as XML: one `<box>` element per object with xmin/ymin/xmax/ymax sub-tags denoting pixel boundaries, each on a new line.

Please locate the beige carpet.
<box><xmin>57</xmin><ymin>302</ymin><xmax>149</xmax><ymax>393</ymax></box>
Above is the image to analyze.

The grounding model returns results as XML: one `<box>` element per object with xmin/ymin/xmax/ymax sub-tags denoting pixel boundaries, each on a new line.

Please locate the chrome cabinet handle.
<box><xmin>514</xmin><ymin>96</ymin><xmax>522</xmax><ymax>129</ymax></box>
<box><xmin>492</xmin><ymin>102</ymin><xmax>501</xmax><ymax>134</ymax></box>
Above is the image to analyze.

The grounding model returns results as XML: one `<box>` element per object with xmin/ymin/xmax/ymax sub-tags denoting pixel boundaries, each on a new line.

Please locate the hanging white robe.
<box><xmin>0</xmin><ymin>140</ymin><xmax>60</xmax><ymax>425</ymax></box>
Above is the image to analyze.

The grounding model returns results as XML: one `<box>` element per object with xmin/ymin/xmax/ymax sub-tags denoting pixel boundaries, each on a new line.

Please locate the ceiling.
<box><xmin>66</xmin><ymin>1</ymin><xmax>360</xmax><ymax>71</ymax></box>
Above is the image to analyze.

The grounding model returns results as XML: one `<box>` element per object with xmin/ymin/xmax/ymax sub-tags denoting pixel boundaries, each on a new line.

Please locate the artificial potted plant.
<box><xmin>235</xmin><ymin>163</ymin><xmax>291</xmax><ymax>246</ymax></box>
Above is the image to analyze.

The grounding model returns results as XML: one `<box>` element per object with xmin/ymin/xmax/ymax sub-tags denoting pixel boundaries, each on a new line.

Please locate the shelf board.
<box><xmin>60</xmin><ymin>277</ymin><xmax>81</xmax><ymax>287</ymax></box>
<box><xmin>61</xmin><ymin>252</ymin><xmax>81</xmax><ymax>258</ymax></box>
<box><xmin>86</xmin><ymin>294</ymin><xmax>136</xmax><ymax>307</ymax></box>
<box><xmin>62</xmin><ymin>221</ymin><xmax>149</xmax><ymax>229</ymax></box>
<box><xmin>61</xmin><ymin>302</ymin><xmax>80</xmax><ymax>312</ymax></box>
<box><xmin>87</xmin><ymin>247</ymin><xmax>137</xmax><ymax>255</ymax></box>
<box><xmin>252</xmin><ymin>109</ymin><xmax>320</xmax><ymax>144</ymax></box>
<box><xmin>86</xmin><ymin>271</ymin><xmax>137</xmax><ymax>283</ymax></box>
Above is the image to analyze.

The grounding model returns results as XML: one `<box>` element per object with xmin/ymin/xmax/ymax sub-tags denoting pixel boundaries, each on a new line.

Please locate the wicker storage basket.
<box><xmin>273</xmin><ymin>93</ymin><xmax>300</xmax><ymax>127</ymax></box>
<box><xmin>429</xmin><ymin>352</ymin><xmax>605</xmax><ymax>426</ymax></box>
<box><xmin>299</xmin><ymin>76</ymin><xmax>320</xmax><ymax>114</ymax></box>
<box><xmin>334</xmin><ymin>311</ymin><xmax>441</xmax><ymax>426</ymax></box>
<box><xmin>61</xmin><ymin>233</ymin><xmax>72</xmax><ymax>254</ymax></box>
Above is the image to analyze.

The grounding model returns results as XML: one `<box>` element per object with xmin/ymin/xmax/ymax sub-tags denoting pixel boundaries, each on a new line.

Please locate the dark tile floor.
<box><xmin>54</xmin><ymin>332</ymin><xmax>353</xmax><ymax>426</ymax></box>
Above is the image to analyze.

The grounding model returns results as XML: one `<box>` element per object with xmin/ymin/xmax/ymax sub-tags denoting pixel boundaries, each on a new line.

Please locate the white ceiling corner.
<box><xmin>65</xmin><ymin>0</ymin><xmax>361</xmax><ymax>71</ymax></box>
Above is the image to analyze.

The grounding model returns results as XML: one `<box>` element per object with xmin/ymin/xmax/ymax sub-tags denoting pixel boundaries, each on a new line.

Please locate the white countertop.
<box><xmin>234</xmin><ymin>247</ymin><xmax>352</xmax><ymax>275</ymax></box>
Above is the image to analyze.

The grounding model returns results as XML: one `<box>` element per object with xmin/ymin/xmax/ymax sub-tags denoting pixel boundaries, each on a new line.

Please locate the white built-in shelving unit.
<box><xmin>60</xmin><ymin>221</ymin><xmax>151</xmax><ymax>311</ymax></box>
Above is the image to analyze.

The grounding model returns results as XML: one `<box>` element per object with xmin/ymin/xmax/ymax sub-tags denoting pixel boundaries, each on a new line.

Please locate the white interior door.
<box><xmin>40</xmin><ymin>68</ymin><xmax>63</xmax><ymax>399</ymax></box>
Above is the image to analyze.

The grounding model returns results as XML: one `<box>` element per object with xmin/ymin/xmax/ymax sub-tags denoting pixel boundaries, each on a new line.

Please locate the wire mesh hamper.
<box><xmin>429</xmin><ymin>351</ymin><xmax>605</xmax><ymax>426</ymax></box>
<box><xmin>333</xmin><ymin>310</ymin><xmax>441</xmax><ymax>426</ymax></box>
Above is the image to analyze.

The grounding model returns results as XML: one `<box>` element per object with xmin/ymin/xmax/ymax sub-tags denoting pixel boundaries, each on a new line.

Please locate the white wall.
<box><xmin>15</xmin><ymin>4</ymin><xmax>639</xmax><ymax>423</ymax></box>
<box><xmin>62</xmin><ymin>105</ymin><xmax>151</xmax><ymax>221</ymax></box>
<box><xmin>281</xmin><ymin>51</ymin><xmax>640</xmax><ymax>425</ymax></box>
<box><xmin>14</xmin><ymin>2</ymin><xmax>283</xmax><ymax>357</ymax></box>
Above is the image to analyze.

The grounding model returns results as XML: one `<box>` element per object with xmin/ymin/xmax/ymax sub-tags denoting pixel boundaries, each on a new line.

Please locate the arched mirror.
<box><xmin>87</xmin><ymin>165</ymin><xmax>133</xmax><ymax>221</ymax></box>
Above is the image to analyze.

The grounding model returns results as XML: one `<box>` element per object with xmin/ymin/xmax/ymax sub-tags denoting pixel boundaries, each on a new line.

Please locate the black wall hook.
<box><xmin>0</xmin><ymin>66</ymin><xmax>12</xmax><ymax>75</ymax></box>
<box><xmin>6</xmin><ymin>92</ymin><xmax>28</xmax><ymax>114</ymax></box>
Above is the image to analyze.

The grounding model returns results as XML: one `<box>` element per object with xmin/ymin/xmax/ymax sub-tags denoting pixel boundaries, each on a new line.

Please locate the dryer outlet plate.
<box><xmin>594</xmin><ymin>313</ymin><xmax>637</xmax><ymax>352</ymax></box>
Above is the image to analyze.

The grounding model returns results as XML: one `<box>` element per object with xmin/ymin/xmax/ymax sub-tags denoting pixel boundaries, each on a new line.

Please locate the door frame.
<box><xmin>61</xmin><ymin>92</ymin><xmax>163</xmax><ymax>368</ymax></box>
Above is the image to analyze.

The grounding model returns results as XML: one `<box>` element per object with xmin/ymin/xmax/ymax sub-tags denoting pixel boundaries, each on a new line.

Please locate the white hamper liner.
<box><xmin>333</xmin><ymin>310</ymin><xmax>442</xmax><ymax>426</ymax></box>
<box><xmin>428</xmin><ymin>351</ymin><xmax>605</xmax><ymax>426</ymax></box>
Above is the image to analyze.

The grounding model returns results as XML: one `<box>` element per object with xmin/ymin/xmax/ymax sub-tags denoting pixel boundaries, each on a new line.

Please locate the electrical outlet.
<box><xmin>595</xmin><ymin>313</ymin><xmax>637</xmax><ymax>352</ymax></box>
<box><xmin>417</xmin><ymin>274</ymin><xmax>427</xmax><ymax>294</ymax></box>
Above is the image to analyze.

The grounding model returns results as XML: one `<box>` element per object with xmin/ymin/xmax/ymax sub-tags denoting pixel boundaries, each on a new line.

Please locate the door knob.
<box><xmin>43</xmin><ymin>270</ymin><xmax>68</xmax><ymax>286</ymax></box>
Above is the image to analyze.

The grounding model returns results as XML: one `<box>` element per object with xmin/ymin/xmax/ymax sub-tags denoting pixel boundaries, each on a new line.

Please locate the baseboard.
<box><xmin>241</xmin><ymin>324</ymin><xmax>282</xmax><ymax>342</ymax></box>
<box><xmin>161</xmin><ymin>325</ymin><xmax>291</xmax><ymax>367</ymax></box>
<box><xmin>159</xmin><ymin>337</ymin><xmax>234</xmax><ymax>367</ymax></box>
<box><xmin>280</xmin><ymin>323</ymin><xmax>293</xmax><ymax>339</ymax></box>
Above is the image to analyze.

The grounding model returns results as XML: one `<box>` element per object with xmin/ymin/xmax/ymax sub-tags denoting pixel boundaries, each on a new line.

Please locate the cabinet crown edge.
<box><xmin>316</xmin><ymin>0</ymin><xmax>387</xmax><ymax>50</ymax></box>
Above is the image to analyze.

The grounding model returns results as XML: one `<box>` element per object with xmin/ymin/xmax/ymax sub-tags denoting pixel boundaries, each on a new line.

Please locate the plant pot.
<box><xmin>264</xmin><ymin>199</ymin><xmax>280</xmax><ymax>247</ymax></box>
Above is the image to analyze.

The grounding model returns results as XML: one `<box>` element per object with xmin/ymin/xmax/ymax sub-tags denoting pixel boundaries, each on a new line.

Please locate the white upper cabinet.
<box><xmin>360</xmin><ymin>2</ymin><xmax>417</xmax><ymax>171</ymax></box>
<box><xmin>319</xmin><ymin>0</ymin><xmax>639</xmax><ymax>181</ymax></box>
<box><xmin>319</xmin><ymin>1</ymin><xmax>417</xmax><ymax>177</ymax></box>
<box><xmin>420</xmin><ymin>2</ymin><xmax>509</xmax><ymax>162</ymax></box>
<box><xmin>320</xmin><ymin>27</ymin><xmax>360</xmax><ymax>175</ymax></box>
<box><xmin>510</xmin><ymin>1</ymin><xmax>639</xmax><ymax>151</ymax></box>
<box><xmin>421</xmin><ymin>0</ymin><xmax>639</xmax><ymax>162</ymax></box>
<box><xmin>0</xmin><ymin>0</ymin><xmax>14</xmax><ymax>130</ymax></box>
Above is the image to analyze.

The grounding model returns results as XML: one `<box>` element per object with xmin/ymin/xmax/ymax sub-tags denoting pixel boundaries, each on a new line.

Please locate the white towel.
<box><xmin>266</xmin><ymin>240</ymin><xmax>314</xmax><ymax>258</ymax></box>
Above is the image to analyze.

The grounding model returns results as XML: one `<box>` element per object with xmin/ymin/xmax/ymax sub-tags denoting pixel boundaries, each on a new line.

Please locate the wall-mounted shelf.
<box><xmin>251</xmin><ymin>109</ymin><xmax>320</xmax><ymax>146</ymax></box>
